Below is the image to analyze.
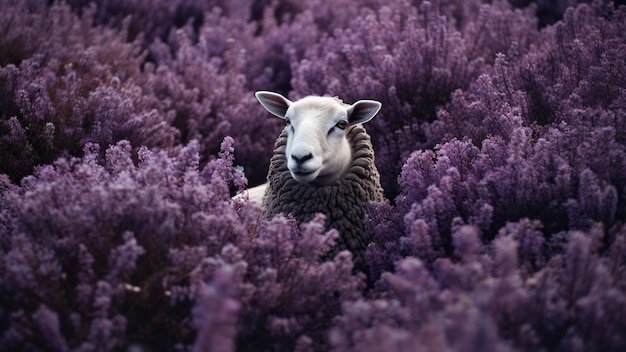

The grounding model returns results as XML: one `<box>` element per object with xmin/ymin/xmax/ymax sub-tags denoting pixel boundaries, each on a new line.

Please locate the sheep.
<box><xmin>252</xmin><ymin>91</ymin><xmax>384</xmax><ymax>268</ymax></box>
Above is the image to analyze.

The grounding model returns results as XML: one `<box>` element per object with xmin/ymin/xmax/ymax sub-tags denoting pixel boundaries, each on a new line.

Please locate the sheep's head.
<box><xmin>256</xmin><ymin>91</ymin><xmax>382</xmax><ymax>186</ymax></box>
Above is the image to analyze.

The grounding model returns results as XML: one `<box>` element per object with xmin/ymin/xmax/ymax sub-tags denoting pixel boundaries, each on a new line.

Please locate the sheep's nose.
<box><xmin>291</xmin><ymin>153</ymin><xmax>313</xmax><ymax>165</ymax></box>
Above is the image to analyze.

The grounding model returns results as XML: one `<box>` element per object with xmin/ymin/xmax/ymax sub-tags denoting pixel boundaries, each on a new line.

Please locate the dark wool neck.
<box><xmin>262</xmin><ymin>124</ymin><xmax>384</xmax><ymax>268</ymax></box>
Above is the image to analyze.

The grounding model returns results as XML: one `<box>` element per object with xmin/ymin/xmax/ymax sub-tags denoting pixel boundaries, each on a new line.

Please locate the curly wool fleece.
<box><xmin>262</xmin><ymin>124</ymin><xmax>384</xmax><ymax>267</ymax></box>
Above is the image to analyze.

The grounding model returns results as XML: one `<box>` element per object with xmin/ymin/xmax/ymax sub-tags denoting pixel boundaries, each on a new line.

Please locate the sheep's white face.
<box><xmin>256</xmin><ymin>91</ymin><xmax>382</xmax><ymax>186</ymax></box>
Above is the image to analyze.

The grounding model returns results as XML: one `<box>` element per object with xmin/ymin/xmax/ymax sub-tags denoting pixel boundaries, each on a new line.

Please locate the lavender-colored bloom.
<box><xmin>106</xmin><ymin>231</ymin><xmax>145</xmax><ymax>283</ymax></box>
<box><xmin>192</xmin><ymin>267</ymin><xmax>240</xmax><ymax>352</ymax></box>
<box><xmin>566</xmin><ymin>168</ymin><xmax>618</xmax><ymax>229</ymax></box>
<box><xmin>497</xmin><ymin>219</ymin><xmax>546</xmax><ymax>275</ymax></box>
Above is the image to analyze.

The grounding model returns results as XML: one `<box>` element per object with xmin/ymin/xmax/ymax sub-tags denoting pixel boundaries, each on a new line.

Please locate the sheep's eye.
<box><xmin>285</xmin><ymin>118</ymin><xmax>291</xmax><ymax>125</ymax></box>
<box><xmin>336</xmin><ymin>120</ymin><xmax>348</xmax><ymax>130</ymax></box>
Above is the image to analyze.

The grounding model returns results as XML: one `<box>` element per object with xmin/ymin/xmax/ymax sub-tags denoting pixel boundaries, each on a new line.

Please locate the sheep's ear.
<box><xmin>255</xmin><ymin>91</ymin><xmax>292</xmax><ymax>119</ymax></box>
<box><xmin>346</xmin><ymin>100</ymin><xmax>382</xmax><ymax>125</ymax></box>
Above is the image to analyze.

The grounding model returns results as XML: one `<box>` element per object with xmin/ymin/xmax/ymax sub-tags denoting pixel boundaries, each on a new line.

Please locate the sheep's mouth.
<box><xmin>293</xmin><ymin>170</ymin><xmax>315</xmax><ymax>176</ymax></box>
<box><xmin>290</xmin><ymin>168</ymin><xmax>320</xmax><ymax>184</ymax></box>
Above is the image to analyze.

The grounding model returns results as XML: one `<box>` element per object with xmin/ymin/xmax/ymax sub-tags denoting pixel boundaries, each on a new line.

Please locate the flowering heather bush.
<box><xmin>0</xmin><ymin>138</ymin><xmax>363</xmax><ymax>350</ymax></box>
<box><xmin>0</xmin><ymin>1</ymin><xmax>181</xmax><ymax>183</ymax></box>
<box><xmin>63</xmin><ymin>0</ymin><xmax>247</xmax><ymax>42</ymax></box>
<box><xmin>291</xmin><ymin>0</ymin><xmax>543</xmax><ymax>197</ymax></box>
<box><xmin>366</xmin><ymin>1</ymin><xmax>626</xmax><ymax>274</ymax></box>
<box><xmin>1</xmin><ymin>0</ymin><xmax>626</xmax><ymax>351</ymax></box>
<box><xmin>340</xmin><ymin>225</ymin><xmax>626</xmax><ymax>351</ymax></box>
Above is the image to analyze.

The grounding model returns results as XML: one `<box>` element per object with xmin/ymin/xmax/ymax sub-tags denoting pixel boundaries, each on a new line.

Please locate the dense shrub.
<box><xmin>1</xmin><ymin>0</ymin><xmax>625</xmax><ymax>351</ymax></box>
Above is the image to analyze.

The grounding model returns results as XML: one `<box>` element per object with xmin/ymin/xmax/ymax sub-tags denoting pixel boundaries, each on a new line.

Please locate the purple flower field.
<box><xmin>1</xmin><ymin>0</ymin><xmax>625</xmax><ymax>351</ymax></box>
